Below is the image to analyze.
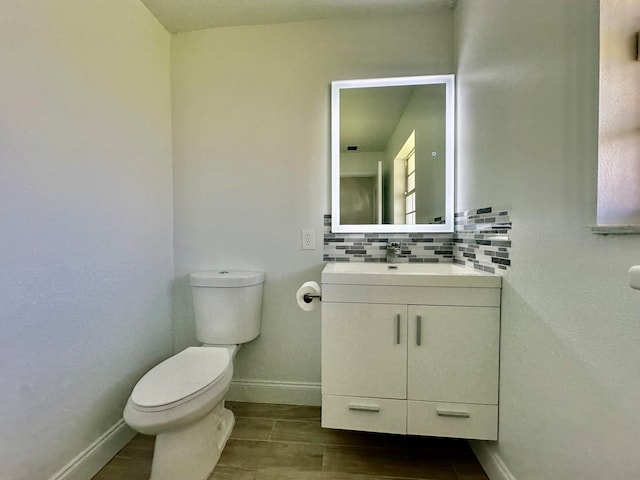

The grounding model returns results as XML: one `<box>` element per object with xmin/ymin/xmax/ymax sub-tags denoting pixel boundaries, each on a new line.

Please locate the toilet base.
<box><xmin>149</xmin><ymin>401</ymin><xmax>234</xmax><ymax>480</ymax></box>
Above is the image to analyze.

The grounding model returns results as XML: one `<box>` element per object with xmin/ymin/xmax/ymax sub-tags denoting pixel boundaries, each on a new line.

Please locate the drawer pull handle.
<box><xmin>348</xmin><ymin>403</ymin><xmax>381</xmax><ymax>412</ymax></box>
<box><xmin>395</xmin><ymin>314</ymin><xmax>401</xmax><ymax>345</ymax></box>
<box><xmin>436</xmin><ymin>409</ymin><xmax>470</xmax><ymax>418</ymax></box>
<box><xmin>416</xmin><ymin>315</ymin><xmax>422</xmax><ymax>346</ymax></box>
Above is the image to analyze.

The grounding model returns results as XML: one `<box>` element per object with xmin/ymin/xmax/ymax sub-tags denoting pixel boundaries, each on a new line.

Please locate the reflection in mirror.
<box><xmin>331</xmin><ymin>75</ymin><xmax>454</xmax><ymax>233</ymax></box>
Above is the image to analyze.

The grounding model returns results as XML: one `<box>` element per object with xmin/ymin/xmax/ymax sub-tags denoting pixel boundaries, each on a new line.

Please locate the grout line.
<box><xmin>450</xmin><ymin>457</ymin><xmax>462</xmax><ymax>480</ymax></box>
<box><xmin>267</xmin><ymin>418</ymin><xmax>321</xmax><ymax>423</ymax></box>
<box><xmin>321</xmin><ymin>444</ymin><xmax>326</xmax><ymax>472</ymax></box>
<box><xmin>267</xmin><ymin>419</ymin><xmax>275</xmax><ymax>441</ymax></box>
<box><xmin>231</xmin><ymin>437</ymin><xmax>330</xmax><ymax>448</ymax></box>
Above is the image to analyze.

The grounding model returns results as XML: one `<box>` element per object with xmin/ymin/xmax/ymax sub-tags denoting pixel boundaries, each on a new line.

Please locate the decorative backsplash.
<box><xmin>323</xmin><ymin>206</ymin><xmax>512</xmax><ymax>273</ymax></box>
<box><xmin>453</xmin><ymin>206</ymin><xmax>512</xmax><ymax>274</ymax></box>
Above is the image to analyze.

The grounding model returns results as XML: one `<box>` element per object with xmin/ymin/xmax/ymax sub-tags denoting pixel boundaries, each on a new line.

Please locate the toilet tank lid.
<box><xmin>190</xmin><ymin>270</ymin><xmax>265</xmax><ymax>287</ymax></box>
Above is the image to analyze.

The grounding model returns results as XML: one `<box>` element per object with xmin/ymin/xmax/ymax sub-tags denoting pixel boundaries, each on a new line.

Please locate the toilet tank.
<box><xmin>190</xmin><ymin>270</ymin><xmax>265</xmax><ymax>345</ymax></box>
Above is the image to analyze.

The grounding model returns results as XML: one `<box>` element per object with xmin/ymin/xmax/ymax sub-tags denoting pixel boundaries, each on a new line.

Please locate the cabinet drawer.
<box><xmin>322</xmin><ymin>284</ymin><xmax>501</xmax><ymax>306</ymax></box>
<box><xmin>322</xmin><ymin>395</ymin><xmax>406</xmax><ymax>435</ymax></box>
<box><xmin>407</xmin><ymin>401</ymin><xmax>498</xmax><ymax>440</ymax></box>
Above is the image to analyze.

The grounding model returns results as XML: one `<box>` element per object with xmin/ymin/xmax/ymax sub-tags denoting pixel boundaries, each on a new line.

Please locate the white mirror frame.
<box><xmin>331</xmin><ymin>74</ymin><xmax>455</xmax><ymax>233</ymax></box>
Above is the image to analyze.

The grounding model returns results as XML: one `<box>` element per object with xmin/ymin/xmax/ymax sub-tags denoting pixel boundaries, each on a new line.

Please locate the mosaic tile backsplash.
<box><xmin>323</xmin><ymin>206</ymin><xmax>512</xmax><ymax>273</ymax></box>
<box><xmin>453</xmin><ymin>206</ymin><xmax>512</xmax><ymax>274</ymax></box>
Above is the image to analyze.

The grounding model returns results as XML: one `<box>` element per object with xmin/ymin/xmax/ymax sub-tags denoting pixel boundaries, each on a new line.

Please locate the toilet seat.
<box><xmin>131</xmin><ymin>347</ymin><xmax>231</xmax><ymax>412</ymax></box>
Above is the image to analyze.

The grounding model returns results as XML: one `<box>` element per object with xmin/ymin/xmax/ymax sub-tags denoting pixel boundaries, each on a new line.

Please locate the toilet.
<box><xmin>123</xmin><ymin>270</ymin><xmax>264</xmax><ymax>480</ymax></box>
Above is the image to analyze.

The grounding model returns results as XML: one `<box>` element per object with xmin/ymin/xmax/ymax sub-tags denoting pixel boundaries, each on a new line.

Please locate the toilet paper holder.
<box><xmin>296</xmin><ymin>281</ymin><xmax>322</xmax><ymax>311</ymax></box>
<box><xmin>303</xmin><ymin>293</ymin><xmax>322</xmax><ymax>303</ymax></box>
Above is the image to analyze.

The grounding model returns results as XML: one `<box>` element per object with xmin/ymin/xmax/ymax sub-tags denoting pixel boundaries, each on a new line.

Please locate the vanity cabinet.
<box><xmin>321</xmin><ymin>276</ymin><xmax>501</xmax><ymax>441</ymax></box>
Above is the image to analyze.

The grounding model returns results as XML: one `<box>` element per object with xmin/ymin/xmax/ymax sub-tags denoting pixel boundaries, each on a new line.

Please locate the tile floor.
<box><xmin>93</xmin><ymin>401</ymin><xmax>489</xmax><ymax>480</ymax></box>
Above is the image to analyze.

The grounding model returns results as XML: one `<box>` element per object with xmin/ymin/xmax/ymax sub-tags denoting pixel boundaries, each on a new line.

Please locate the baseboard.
<box><xmin>49</xmin><ymin>419</ymin><xmax>136</xmax><ymax>480</ymax></box>
<box><xmin>469</xmin><ymin>440</ymin><xmax>517</xmax><ymax>480</ymax></box>
<box><xmin>227</xmin><ymin>378</ymin><xmax>321</xmax><ymax>406</ymax></box>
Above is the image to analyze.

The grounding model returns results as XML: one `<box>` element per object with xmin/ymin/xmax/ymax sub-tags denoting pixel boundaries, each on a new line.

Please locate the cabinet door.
<box><xmin>322</xmin><ymin>302</ymin><xmax>407</xmax><ymax>399</ymax></box>
<box><xmin>407</xmin><ymin>305</ymin><xmax>499</xmax><ymax>405</ymax></box>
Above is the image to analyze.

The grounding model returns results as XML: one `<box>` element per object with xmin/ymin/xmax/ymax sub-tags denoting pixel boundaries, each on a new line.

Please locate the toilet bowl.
<box><xmin>123</xmin><ymin>346</ymin><xmax>237</xmax><ymax>480</ymax></box>
<box><xmin>124</xmin><ymin>346</ymin><xmax>235</xmax><ymax>434</ymax></box>
<box><xmin>123</xmin><ymin>270</ymin><xmax>264</xmax><ymax>480</ymax></box>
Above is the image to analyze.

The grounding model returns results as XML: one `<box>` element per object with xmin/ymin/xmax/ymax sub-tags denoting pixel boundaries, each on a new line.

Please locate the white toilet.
<box><xmin>124</xmin><ymin>270</ymin><xmax>264</xmax><ymax>480</ymax></box>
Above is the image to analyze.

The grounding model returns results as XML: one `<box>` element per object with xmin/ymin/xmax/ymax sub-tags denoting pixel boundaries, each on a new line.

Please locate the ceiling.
<box><xmin>140</xmin><ymin>0</ymin><xmax>456</xmax><ymax>33</ymax></box>
<box><xmin>340</xmin><ymin>86</ymin><xmax>415</xmax><ymax>153</ymax></box>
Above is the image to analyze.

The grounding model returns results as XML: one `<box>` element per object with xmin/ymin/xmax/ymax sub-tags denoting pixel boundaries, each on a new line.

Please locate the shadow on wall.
<box><xmin>496</xmin><ymin>280</ymin><xmax>640</xmax><ymax>479</ymax></box>
<box><xmin>172</xmin><ymin>274</ymin><xmax>197</xmax><ymax>351</ymax></box>
<box><xmin>231</xmin><ymin>265</ymin><xmax>325</xmax><ymax>380</ymax></box>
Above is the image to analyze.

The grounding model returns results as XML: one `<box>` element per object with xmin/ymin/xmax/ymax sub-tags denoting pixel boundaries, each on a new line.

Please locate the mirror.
<box><xmin>331</xmin><ymin>75</ymin><xmax>454</xmax><ymax>233</ymax></box>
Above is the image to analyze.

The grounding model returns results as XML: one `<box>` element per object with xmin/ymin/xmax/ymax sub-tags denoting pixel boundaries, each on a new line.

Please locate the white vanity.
<box><xmin>321</xmin><ymin>262</ymin><xmax>501</xmax><ymax>440</ymax></box>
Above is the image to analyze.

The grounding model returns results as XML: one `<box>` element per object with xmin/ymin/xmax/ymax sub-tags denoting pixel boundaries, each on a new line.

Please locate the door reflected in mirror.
<box><xmin>331</xmin><ymin>75</ymin><xmax>454</xmax><ymax>233</ymax></box>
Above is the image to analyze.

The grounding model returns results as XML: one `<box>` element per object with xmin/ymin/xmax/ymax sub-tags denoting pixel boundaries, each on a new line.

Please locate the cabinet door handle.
<box><xmin>395</xmin><ymin>314</ymin><xmax>401</xmax><ymax>344</ymax></box>
<box><xmin>416</xmin><ymin>315</ymin><xmax>422</xmax><ymax>346</ymax></box>
<box><xmin>349</xmin><ymin>403</ymin><xmax>381</xmax><ymax>412</ymax></box>
<box><xmin>436</xmin><ymin>408</ymin><xmax>470</xmax><ymax>418</ymax></box>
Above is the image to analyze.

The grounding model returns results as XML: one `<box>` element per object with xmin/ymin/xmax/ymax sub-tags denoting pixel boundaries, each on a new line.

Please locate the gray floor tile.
<box><xmin>231</xmin><ymin>417</ymin><xmax>275</xmax><ymax>441</ymax></box>
<box><xmin>207</xmin><ymin>465</ymin><xmax>256</xmax><ymax>480</ymax></box>
<box><xmin>218</xmin><ymin>439</ymin><xmax>324</xmax><ymax>470</ymax></box>
<box><xmin>227</xmin><ymin>401</ymin><xmax>321</xmax><ymax>421</ymax></box>
<box><xmin>254</xmin><ymin>469</ymin><xmax>397</xmax><ymax>480</ymax></box>
<box><xmin>270</xmin><ymin>420</ymin><xmax>371</xmax><ymax>446</ymax></box>
<box><xmin>323</xmin><ymin>445</ymin><xmax>458</xmax><ymax>480</ymax></box>
<box><xmin>271</xmin><ymin>420</ymin><xmax>470</xmax><ymax>452</ymax></box>
<box><xmin>451</xmin><ymin>459</ymin><xmax>490</xmax><ymax>480</ymax></box>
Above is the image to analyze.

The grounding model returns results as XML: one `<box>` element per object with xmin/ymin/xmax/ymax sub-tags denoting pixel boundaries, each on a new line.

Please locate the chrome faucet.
<box><xmin>386</xmin><ymin>242</ymin><xmax>402</xmax><ymax>263</ymax></box>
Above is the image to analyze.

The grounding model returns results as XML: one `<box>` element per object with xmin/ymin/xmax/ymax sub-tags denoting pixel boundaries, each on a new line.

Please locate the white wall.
<box><xmin>171</xmin><ymin>12</ymin><xmax>453</xmax><ymax>398</ymax></box>
<box><xmin>0</xmin><ymin>2</ymin><xmax>174</xmax><ymax>478</ymax></box>
<box><xmin>455</xmin><ymin>1</ymin><xmax>640</xmax><ymax>479</ymax></box>
<box><xmin>597</xmin><ymin>0</ymin><xmax>640</xmax><ymax>225</ymax></box>
<box><xmin>340</xmin><ymin>151</ymin><xmax>384</xmax><ymax>176</ymax></box>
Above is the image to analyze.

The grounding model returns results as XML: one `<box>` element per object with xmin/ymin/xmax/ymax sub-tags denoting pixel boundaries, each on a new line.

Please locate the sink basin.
<box><xmin>321</xmin><ymin>262</ymin><xmax>500</xmax><ymax>287</ymax></box>
<box><xmin>328</xmin><ymin>262</ymin><xmax>483</xmax><ymax>275</ymax></box>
